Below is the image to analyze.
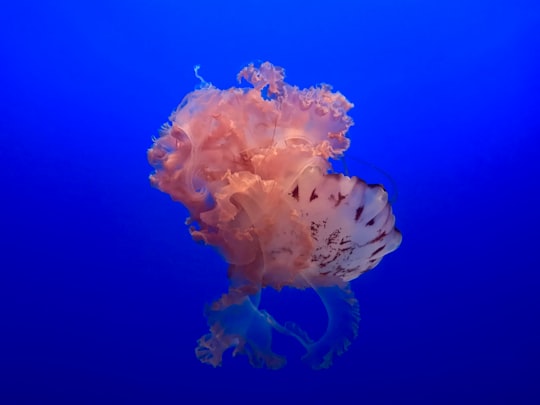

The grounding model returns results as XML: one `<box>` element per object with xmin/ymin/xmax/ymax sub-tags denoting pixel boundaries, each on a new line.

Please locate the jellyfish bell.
<box><xmin>148</xmin><ymin>61</ymin><xmax>401</xmax><ymax>369</ymax></box>
<box><xmin>290</xmin><ymin>166</ymin><xmax>402</xmax><ymax>283</ymax></box>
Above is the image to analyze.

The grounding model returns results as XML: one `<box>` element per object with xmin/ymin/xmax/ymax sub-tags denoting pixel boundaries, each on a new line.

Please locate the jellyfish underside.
<box><xmin>195</xmin><ymin>278</ymin><xmax>359</xmax><ymax>370</ymax></box>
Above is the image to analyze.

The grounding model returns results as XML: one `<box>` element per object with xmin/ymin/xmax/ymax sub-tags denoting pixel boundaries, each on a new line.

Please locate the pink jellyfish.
<box><xmin>148</xmin><ymin>62</ymin><xmax>401</xmax><ymax>369</ymax></box>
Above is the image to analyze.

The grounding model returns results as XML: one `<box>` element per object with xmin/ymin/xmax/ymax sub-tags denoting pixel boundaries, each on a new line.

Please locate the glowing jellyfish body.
<box><xmin>148</xmin><ymin>62</ymin><xmax>401</xmax><ymax>369</ymax></box>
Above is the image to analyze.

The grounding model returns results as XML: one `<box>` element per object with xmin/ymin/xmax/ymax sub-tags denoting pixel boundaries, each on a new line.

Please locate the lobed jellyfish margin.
<box><xmin>147</xmin><ymin>62</ymin><xmax>402</xmax><ymax>370</ymax></box>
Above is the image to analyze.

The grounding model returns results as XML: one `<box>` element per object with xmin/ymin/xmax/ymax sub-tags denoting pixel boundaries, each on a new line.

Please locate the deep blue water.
<box><xmin>1</xmin><ymin>1</ymin><xmax>539</xmax><ymax>403</ymax></box>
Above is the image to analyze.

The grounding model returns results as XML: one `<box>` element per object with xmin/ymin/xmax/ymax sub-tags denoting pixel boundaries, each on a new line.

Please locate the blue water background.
<box><xmin>1</xmin><ymin>1</ymin><xmax>539</xmax><ymax>403</ymax></box>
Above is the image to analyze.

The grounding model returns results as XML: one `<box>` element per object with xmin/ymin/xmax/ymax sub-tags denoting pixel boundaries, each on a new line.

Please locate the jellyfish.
<box><xmin>148</xmin><ymin>62</ymin><xmax>402</xmax><ymax>369</ymax></box>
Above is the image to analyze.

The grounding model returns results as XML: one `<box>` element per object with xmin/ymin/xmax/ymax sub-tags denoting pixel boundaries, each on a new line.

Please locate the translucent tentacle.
<box><xmin>195</xmin><ymin>290</ymin><xmax>286</xmax><ymax>369</ymax></box>
<box><xmin>196</xmin><ymin>277</ymin><xmax>359</xmax><ymax>370</ymax></box>
<box><xmin>261</xmin><ymin>282</ymin><xmax>360</xmax><ymax>369</ymax></box>
<box><xmin>301</xmin><ymin>283</ymin><xmax>359</xmax><ymax>369</ymax></box>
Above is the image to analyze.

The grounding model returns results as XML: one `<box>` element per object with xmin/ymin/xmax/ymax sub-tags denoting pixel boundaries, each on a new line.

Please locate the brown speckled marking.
<box><xmin>334</xmin><ymin>192</ymin><xmax>346</xmax><ymax>206</ymax></box>
<box><xmin>327</xmin><ymin>229</ymin><xmax>340</xmax><ymax>245</ymax></box>
<box><xmin>370</xmin><ymin>245</ymin><xmax>386</xmax><ymax>257</ymax></box>
<box><xmin>370</xmin><ymin>232</ymin><xmax>387</xmax><ymax>243</ymax></box>
<box><xmin>355</xmin><ymin>206</ymin><xmax>364</xmax><ymax>221</ymax></box>
<box><xmin>310</xmin><ymin>221</ymin><xmax>321</xmax><ymax>241</ymax></box>
<box><xmin>290</xmin><ymin>185</ymin><xmax>299</xmax><ymax>201</ymax></box>
<box><xmin>339</xmin><ymin>236</ymin><xmax>351</xmax><ymax>245</ymax></box>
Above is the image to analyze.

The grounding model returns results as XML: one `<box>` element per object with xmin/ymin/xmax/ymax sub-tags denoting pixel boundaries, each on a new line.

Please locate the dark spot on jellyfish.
<box><xmin>335</xmin><ymin>265</ymin><xmax>349</xmax><ymax>276</ymax></box>
<box><xmin>370</xmin><ymin>245</ymin><xmax>386</xmax><ymax>257</ymax></box>
<box><xmin>310</xmin><ymin>222</ymin><xmax>320</xmax><ymax>240</ymax></box>
<box><xmin>355</xmin><ymin>206</ymin><xmax>364</xmax><ymax>221</ymax></box>
<box><xmin>366</xmin><ymin>218</ymin><xmax>375</xmax><ymax>226</ymax></box>
<box><xmin>320</xmin><ymin>271</ymin><xmax>330</xmax><ymax>276</ymax></box>
<box><xmin>329</xmin><ymin>251</ymin><xmax>340</xmax><ymax>264</ymax></box>
<box><xmin>327</xmin><ymin>229</ymin><xmax>340</xmax><ymax>245</ymax></box>
<box><xmin>290</xmin><ymin>185</ymin><xmax>299</xmax><ymax>201</ymax></box>
<box><xmin>339</xmin><ymin>236</ymin><xmax>351</xmax><ymax>245</ymax></box>
<box><xmin>335</xmin><ymin>192</ymin><xmax>346</xmax><ymax>207</ymax></box>
<box><xmin>309</xmin><ymin>189</ymin><xmax>318</xmax><ymax>202</ymax></box>
<box><xmin>370</xmin><ymin>232</ymin><xmax>387</xmax><ymax>244</ymax></box>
